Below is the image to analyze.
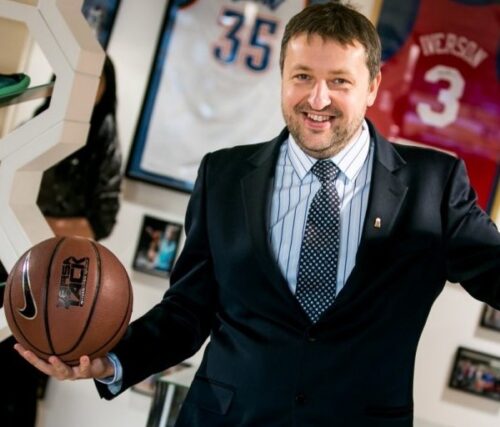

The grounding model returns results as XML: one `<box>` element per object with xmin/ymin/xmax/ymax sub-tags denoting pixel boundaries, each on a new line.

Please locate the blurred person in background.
<box><xmin>0</xmin><ymin>55</ymin><xmax>122</xmax><ymax>427</ymax></box>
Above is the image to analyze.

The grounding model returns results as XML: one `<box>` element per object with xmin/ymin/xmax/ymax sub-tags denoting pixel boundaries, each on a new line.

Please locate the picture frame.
<box><xmin>480</xmin><ymin>305</ymin><xmax>500</xmax><ymax>332</ymax></box>
<box><xmin>125</xmin><ymin>1</ymin><xmax>306</xmax><ymax>192</ymax></box>
<box><xmin>82</xmin><ymin>0</ymin><xmax>122</xmax><ymax>49</ymax></box>
<box><xmin>140</xmin><ymin>362</ymin><xmax>195</xmax><ymax>427</ymax></box>
<box><xmin>132</xmin><ymin>215</ymin><xmax>182</xmax><ymax>279</ymax></box>
<box><xmin>132</xmin><ymin>362</ymin><xmax>192</xmax><ymax>397</ymax></box>
<box><xmin>369</xmin><ymin>0</ymin><xmax>499</xmax><ymax>215</ymax></box>
<box><xmin>124</xmin><ymin>0</ymin><xmax>187</xmax><ymax>191</ymax></box>
<box><xmin>448</xmin><ymin>347</ymin><xmax>500</xmax><ymax>402</ymax></box>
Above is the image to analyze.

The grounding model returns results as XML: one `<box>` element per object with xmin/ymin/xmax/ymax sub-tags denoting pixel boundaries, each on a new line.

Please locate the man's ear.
<box><xmin>367</xmin><ymin>71</ymin><xmax>382</xmax><ymax>107</ymax></box>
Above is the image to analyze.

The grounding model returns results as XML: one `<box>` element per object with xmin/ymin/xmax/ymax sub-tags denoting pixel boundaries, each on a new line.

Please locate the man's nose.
<box><xmin>307</xmin><ymin>80</ymin><xmax>331</xmax><ymax>110</ymax></box>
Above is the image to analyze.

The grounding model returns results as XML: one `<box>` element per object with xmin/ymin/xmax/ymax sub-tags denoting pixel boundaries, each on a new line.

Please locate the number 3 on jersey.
<box><xmin>214</xmin><ymin>8</ymin><xmax>278</xmax><ymax>72</ymax></box>
<box><xmin>416</xmin><ymin>65</ymin><xmax>465</xmax><ymax>128</ymax></box>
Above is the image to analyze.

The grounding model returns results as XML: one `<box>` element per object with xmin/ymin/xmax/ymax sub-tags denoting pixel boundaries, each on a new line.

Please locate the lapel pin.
<box><xmin>374</xmin><ymin>217</ymin><xmax>382</xmax><ymax>229</ymax></box>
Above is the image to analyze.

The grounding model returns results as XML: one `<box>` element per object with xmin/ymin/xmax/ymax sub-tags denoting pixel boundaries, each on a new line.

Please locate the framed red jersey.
<box><xmin>368</xmin><ymin>0</ymin><xmax>500</xmax><ymax>215</ymax></box>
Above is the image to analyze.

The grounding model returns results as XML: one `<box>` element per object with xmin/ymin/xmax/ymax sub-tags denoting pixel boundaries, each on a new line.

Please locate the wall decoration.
<box><xmin>82</xmin><ymin>0</ymin><xmax>121</xmax><ymax>49</ymax></box>
<box><xmin>142</xmin><ymin>362</ymin><xmax>195</xmax><ymax>427</ymax></box>
<box><xmin>480</xmin><ymin>305</ymin><xmax>500</xmax><ymax>332</ymax></box>
<box><xmin>368</xmin><ymin>0</ymin><xmax>499</xmax><ymax>215</ymax></box>
<box><xmin>449</xmin><ymin>347</ymin><xmax>500</xmax><ymax>401</ymax></box>
<box><xmin>132</xmin><ymin>215</ymin><xmax>182</xmax><ymax>278</ymax></box>
<box><xmin>125</xmin><ymin>0</ymin><xmax>321</xmax><ymax>192</ymax></box>
<box><xmin>132</xmin><ymin>362</ymin><xmax>192</xmax><ymax>397</ymax></box>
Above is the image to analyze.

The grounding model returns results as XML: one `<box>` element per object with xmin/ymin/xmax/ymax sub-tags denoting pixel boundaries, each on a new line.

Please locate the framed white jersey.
<box><xmin>127</xmin><ymin>0</ymin><xmax>318</xmax><ymax>191</ymax></box>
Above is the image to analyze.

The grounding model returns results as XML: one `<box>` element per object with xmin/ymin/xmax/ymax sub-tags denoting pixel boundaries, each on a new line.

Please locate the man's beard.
<box><xmin>283</xmin><ymin>103</ymin><xmax>364</xmax><ymax>158</ymax></box>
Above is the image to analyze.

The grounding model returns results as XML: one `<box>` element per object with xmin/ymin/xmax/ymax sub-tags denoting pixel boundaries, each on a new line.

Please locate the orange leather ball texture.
<box><xmin>4</xmin><ymin>236</ymin><xmax>133</xmax><ymax>365</ymax></box>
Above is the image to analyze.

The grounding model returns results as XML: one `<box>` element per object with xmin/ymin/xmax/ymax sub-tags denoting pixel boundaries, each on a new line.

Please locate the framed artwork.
<box><xmin>82</xmin><ymin>0</ymin><xmax>122</xmax><ymax>49</ymax></box>
<box><xmin>125</xmin><ymin>0</ymin><xmax>317</xmax><ymax>192</ymax></box>
<box><xmin>449</xmin><ymin>347</ymin><xmax>500</xmax><ymax>402</ymax></box>
<box><xmin>368</xmin><ymin>0</ymin><xmax>499</xmax><ymax>216</ymax></box>
<box><xmin>480</xmin><ymin>305</ymin><xmax>500</xmax><ymax>332</ymax></box>
<box><xmin>132</xmin><ymin>215</ymin><xmax>182</xmax><ymax>278</ymax></box>
<box><xmin>132</xmin><ymin>362</ymin><xmax>192</xmax><ymax>397</ymax></box>
<box><xmin>136</xmin><ymin>362</ymin><xmax>193</xmax><ymax>427</ymax></box>
<box><xmin>160</xmin><ymin>382</ymin><xmax>190</xmax><ymax>427</ymax></box>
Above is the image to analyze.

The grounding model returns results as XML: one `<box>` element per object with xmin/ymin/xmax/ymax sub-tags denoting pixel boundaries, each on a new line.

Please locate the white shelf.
<box><xmin>0</xmin><ymin>81</ymin><xmax>54</xmax><ymax>108</ymax></box>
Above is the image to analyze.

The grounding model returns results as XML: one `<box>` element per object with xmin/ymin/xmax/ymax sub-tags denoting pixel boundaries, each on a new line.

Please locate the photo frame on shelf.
<box><xmin>82</xmin><ymin>0</ymin><xmax>122</xmax><ymax>49</ymax></box>
<box><xmin>448</xmin><ymin>347</ymin><xmax>500</xmax><ymax>402</ymax></box>
<box><xmin>132</xmin><ymin>215</ymin><xmax>182</xmax><ymax>279</ymax></box>
<box><xmin>480</xmin><ymin>305</ymin><xmax>500</xmax><ymax>332</ymax></box>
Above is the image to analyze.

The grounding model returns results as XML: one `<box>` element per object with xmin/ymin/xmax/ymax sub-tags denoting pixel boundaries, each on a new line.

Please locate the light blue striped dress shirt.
<box><xmin>269</xmin><ymin>121</ymin><xmax>374</xmax><ymax>295</ymax></box>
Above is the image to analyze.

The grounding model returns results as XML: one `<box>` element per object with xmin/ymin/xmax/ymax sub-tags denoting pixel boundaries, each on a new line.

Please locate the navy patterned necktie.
<box><xmin>296</xmin><ymin>160</ymin><xmax>341</xmax><ymax>323</ymax></box>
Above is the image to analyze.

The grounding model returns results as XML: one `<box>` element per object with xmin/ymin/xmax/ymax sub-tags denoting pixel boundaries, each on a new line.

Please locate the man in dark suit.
<box><xmin>15</xmin><ymin>3</ymin><xmax>500</xmax><ymax>426</ymax></box>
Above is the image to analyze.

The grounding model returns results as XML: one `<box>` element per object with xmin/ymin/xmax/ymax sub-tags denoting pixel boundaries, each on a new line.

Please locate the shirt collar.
<box><xmin>287</xmin><ymin>120</ymin><xmax>370</xmax><ymax>182</ymax></box>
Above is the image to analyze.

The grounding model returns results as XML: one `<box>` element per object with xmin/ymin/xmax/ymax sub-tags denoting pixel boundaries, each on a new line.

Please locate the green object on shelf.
<box><xmin>0</xmin><ymin>73</ymin><xmax>31</xmax><ymax>99</ymax></box>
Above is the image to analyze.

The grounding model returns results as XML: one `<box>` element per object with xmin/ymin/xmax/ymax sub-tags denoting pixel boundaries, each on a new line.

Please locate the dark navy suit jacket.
<box><xmin>98</xmin><ymin>121</ymin><xmax>500</xmax><ymax>427</ymax></box>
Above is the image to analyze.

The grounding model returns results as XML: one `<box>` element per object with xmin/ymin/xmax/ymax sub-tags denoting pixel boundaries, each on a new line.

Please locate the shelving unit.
<box><xmin>0</xmin><ymin>80</ymin><xmax>54</xmax><ymax>107</ymax></box>
<box><xmin>0</xmin><ymin>0</ymin><xmax>104</xmax><ymax>340</ymax></box>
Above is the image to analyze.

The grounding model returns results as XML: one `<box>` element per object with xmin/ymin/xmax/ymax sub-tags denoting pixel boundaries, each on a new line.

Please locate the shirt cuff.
<box><xmin>95</xmin><ymin>352</ymin><xmax>123</xmax><ymax>395</ymax></box>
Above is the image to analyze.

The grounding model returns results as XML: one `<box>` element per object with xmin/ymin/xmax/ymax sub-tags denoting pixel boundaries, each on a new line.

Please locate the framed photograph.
<box><xmin>449</xmin><ymin>347</ymin><xmax>500</xmax><ymax>402</ymax></box>
<box><xmin>160</xmin><ymin>382</ymin><xmax>190</xmax><ymax>427</ymax></box>
<box><xmin>125</xmin><ymin>1</ymin><xmax>313</xmax><ymax>192</ymax></box>
<box><xmin>132</xmin><ymin>215</ymin><xmax>182</xmax><ymax>278</ymax></box>
<box><xmin>480</xmin><ymin>305</ymin><xmax>500</xmax><ymax>332</ymax></box>
<box><xmin>132</xmin><ymin>362</ymin><xmax>192</xmax><ymax>397</ymax></box>
<box><xmin>142</xmin><ymin>362</ymin><xmax>194</xmax><ymax>427</ymax></box>
<box><xmin>82</xmin><ymin>0</ymin><xmax>122</xmax><ymax>49</ymax></box>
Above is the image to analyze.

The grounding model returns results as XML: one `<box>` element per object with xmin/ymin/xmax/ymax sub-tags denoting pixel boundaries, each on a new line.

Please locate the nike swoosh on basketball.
<box><xmin>18</xmin><ymin>251</ymin><xmax>37</xmax><ymax>320</ymax></box>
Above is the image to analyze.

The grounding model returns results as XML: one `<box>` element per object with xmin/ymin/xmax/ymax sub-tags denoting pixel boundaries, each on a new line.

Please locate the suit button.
<box><xmin>295</xmin><ymin>394</ymin><xmax>306</xmax><ymax>405</ymax></box>
<box><xmin>305</xmin><ymin>329</ymin><xmax>317</xmax><ymax>342</ymax></box>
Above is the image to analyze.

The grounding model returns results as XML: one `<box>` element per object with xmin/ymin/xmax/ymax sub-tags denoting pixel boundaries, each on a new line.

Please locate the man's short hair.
<box><xmin>280</xmin><ymin>2</ymin><xmax>381</xmax><ymax>81</ymax></box>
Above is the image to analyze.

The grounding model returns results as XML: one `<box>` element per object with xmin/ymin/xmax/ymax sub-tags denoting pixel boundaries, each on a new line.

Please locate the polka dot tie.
<box><xmin>296</xmin><ymin>160</ymin><xmax>341</xmax><ymax>323</ymax></box>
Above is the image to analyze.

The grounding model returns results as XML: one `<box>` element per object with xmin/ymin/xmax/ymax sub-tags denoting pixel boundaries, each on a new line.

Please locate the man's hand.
<box><xmin>14</xmin><ymin>343</ymin><xmax>114</xmax><ymax>381</ymax></box>
<box><xmin>46</xmin><ymin>216</ymin><xmax>95</xmax><ymax>240</ymax></box>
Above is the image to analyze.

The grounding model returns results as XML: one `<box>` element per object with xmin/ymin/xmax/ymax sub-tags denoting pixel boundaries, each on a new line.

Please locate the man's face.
<box><xmin>281</xmin><ymin>33</ymin><xmax>381</xmax><ymax>159</ymax></box>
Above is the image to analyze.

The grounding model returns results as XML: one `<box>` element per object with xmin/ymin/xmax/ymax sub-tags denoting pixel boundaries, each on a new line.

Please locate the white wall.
<box><xmin>415</xmin><ymin>285</ymin><xmax>500</xmax><ymax>426</ymax></box>
<box><xmin>30</xmin><ymin>1</ymin><xmax>500</xmax><ymax>426</ymax></box>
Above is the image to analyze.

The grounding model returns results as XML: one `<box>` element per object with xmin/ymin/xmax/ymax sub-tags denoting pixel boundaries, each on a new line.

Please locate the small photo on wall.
<box><xmin>82</xmin><ymin>0</ymin><xmax>121</xmax><ymax>49</ymax></box>
<box><xmin>132</xmin><ymin>215</ymin><xmax>182</xmax><ymax>278</ymax></box>
<box><xmin>480</xmin><ymin>305</ymin><xmax>500</xmax><ymax>332</ymax></box>
<box><xmin>449</xmin><ymin>347</ymin><xmax>500</xmax><ymax>402</ymax></box>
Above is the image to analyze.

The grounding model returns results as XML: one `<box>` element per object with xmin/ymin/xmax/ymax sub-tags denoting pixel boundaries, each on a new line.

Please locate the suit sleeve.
<box><xmin>96</xmin><ymin>154</ymin><xmax>217</xmax><ymax>399</ymax></box>
<box><xmin>443</xmin><ymin>158</ymin><xmax>500</xmax><ymax>308</ymax></box>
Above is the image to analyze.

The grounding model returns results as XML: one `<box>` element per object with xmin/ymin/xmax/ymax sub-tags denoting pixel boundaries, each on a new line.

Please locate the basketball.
<box><xmin>4</xmin><ymin>236</ymin><xmax>133</xmax><ymax>365</ymax></box>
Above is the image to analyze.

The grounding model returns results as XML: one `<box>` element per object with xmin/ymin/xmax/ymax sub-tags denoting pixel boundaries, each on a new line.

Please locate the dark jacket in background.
<box><xmin>36</xmin><ymin>56</ymin><xmax>122</xmax><ymax>241</ymax></box>
<box><xmin>36</xmin><ymin>113</ymin><xmax>121</xmax><ymax>240</ymax></box>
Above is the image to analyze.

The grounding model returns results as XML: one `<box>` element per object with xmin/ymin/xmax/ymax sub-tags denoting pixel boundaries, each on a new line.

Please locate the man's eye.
<box><xmin>333</xmin><ymin>78</ymin><xmax>348</xmax><ymax>85</ymax></box>
<box><xmin>295</xmin><ymin>74</ymin><xmax>310</xmax><ymax>81</ymax></box>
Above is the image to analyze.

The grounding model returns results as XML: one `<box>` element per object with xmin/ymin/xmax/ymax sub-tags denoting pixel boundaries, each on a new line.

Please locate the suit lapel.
<box><xmin>332</xmin><ymin>122</ymin><xmax>409</xmax><ymax>307</ymax></box>
<box><xmin>240</xmin><ymin>130</ymin><xmax>291</xmax><ymax>294</ymax></box>
<box><xmin>359</xmin><ymin>122</ymin><xmax>408</xmax><ymax>247</ymax></box>
<box><xmin>358</xmin><ymin>159</ymin><xmax>407</xmax><ymax>239</ymax></box>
